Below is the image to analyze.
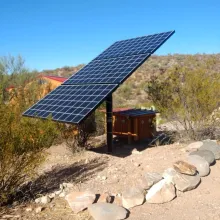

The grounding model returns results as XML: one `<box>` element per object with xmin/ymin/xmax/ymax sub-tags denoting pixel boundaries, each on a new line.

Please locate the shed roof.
<box><xmin>100</xmin><ymin>108</ymin><xmax>158</xmax><ymax>116</ymax></box>
<box><xmin>117</xmin><ymin>109</ymin><xmax>158</xmax><ymax>117</ymax></box>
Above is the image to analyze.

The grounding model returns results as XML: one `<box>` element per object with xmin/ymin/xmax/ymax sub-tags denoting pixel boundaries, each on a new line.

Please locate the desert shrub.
<box><xmin>147</xmin><ymin>56</ymin><xmax>220</xmax><ymax>140</ymax></box>
<box><xmin>0</xmin><ymin>56</ymin><xmax>58</xmax><ymax>205</ymax></box>
<box><xmin>57</xmin><ymin>114</ymin><xmax>96</xmax><ymax>152</ymax></box>
<box><xmin>117</xmin><ymin>84</ymin><xmax>132</xmax><ymax>98</ymax></box>
<box><xmin>0</xmin><ymin>99</ymin><xmax>57</xmax><ymax>206</ymax></box>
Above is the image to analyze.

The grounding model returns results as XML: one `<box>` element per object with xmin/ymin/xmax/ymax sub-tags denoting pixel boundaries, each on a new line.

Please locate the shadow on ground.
<box><xmin>90</xmin><ymin>131</ymin><xmax>175</xmax><ymax>158</ymax></box>
<box><xmin>14</xmin><ymin>157</ymin><xmax>108</xmax><ymax>203</ymax></box>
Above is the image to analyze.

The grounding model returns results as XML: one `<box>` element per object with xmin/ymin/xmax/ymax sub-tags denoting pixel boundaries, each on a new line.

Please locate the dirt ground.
<box><xmin>1</xmin><ymin>138</ymin><xmax>220</xmax><ymax>220</ymax></box>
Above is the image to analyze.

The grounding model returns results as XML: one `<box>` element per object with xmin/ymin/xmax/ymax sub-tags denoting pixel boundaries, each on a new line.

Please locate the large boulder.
<box><xmin>162</xmin><ymin>168</ymin><xmax>178</xmax><ymax>183</ymax></box>
<box><xmin>88</xmin><ymin>203</ymin><xmax>128</xmax><ymax>220</ymax></box>
<box><xmin>173</xmin><ymin>160</ymin><xmax>197</xmax><ymax>175</ymax></box>
<box><xmin>146</xmin><ymin>179</ymin><xmax>176</xmax><ymax>204</ymax></box>
<box><xmin>187</xmin><ymin>155</ymin><xmax>210</xmax><ymax>177</ymax></box>
<box><xmin>200</xmin><ymin>140</ymin><xmax>220</xmax><ymax>160</ymax></box>
<box><xmin>122</xmin><ymin>187</ymin><xmax>145</xmax><ymax>209</ymax></box>
<box><xmin>138</xmin><ymin>172</ymin><xmax>162</xmax><ymax>190</ymax></box>
<box><xmin>189</xmin><ymin>150</ymin><xmax>215</xmax><ymax>165</ymax></box>
<box><xmin>65</xmin><ymin>191</ymin><xmax>96</xmax><ymax>213</ymax></box>
<box><xmin>172</xmin><ymin>172</ymin><xmax>201</xmax><ymax>192</ymax></box>
<box><xmin>163</xmin><ymin>168</ymin><xmax>201</xmax><ymax>192</ymax></box>
<box><xmin>186</xmin><ymin>142</ymin><xmax>203</xmax><ymax>151</ymax></box>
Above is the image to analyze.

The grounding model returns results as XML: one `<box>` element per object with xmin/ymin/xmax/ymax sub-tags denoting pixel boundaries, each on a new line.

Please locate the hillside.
<box><xmin>40</xmin><ymin>54</ymin><xmax>220</xmax><ymax>108</ymax></box>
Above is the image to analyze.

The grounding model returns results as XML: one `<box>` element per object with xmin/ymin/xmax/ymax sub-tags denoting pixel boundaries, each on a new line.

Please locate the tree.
<box><xmin>147</xmin><ymin>56</ymin><xmax>220</xmax><ymax>140</ymax></box>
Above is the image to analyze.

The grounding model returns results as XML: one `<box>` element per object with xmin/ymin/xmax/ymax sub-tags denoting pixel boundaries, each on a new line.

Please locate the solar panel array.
<box><xmin>23</xmin><ymin>30</ymin><xmax>175</xmax><ymax>124</ymax></box>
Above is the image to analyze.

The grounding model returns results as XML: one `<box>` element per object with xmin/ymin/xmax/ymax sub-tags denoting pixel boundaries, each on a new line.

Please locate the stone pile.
<box><xmin>32</xmin><ymin>139</ymin><xmax>219</xmax><ymax>220</ymax></box>
<box><xmin>34</xmin><ymin>182</ymin><xmax>74</xmax><ymax>204</ymax></box>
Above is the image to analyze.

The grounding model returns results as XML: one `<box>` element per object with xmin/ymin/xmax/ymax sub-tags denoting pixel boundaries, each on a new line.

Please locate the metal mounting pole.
<box><xmin>106</xmin><ymin>94</ymin><xmax>113</xmax><ymax>153</ymax></box>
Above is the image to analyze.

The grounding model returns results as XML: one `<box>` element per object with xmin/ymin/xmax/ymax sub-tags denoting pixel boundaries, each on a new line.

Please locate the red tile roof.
<box><xmin>5</xmin><ymin>75</ymin><xmax>68</xmax><ymax>91</ymax></box>
<box><xmin>5</xmin><ymin>85</ymin><xmax>15</xmax><ymax>91</ymax></box>
<box><xmin>42</xmin><ymin>75</ymin><xmax>68</xmax><ymax>83</ymax></box>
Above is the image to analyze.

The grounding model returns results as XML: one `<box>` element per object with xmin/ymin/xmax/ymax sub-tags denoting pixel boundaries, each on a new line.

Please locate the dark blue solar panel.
<box><xmin>23</xmin><ymin>31</ymin><xmax>175</xmax><ymax>124</ymax></box>
<box><xmin>63</xmin><ymin>53</ymin><xmax>150</xmax><ymax>85</ymax></box>
<box><xmin>23</xmin><ymin>84</ymin><xmax>118</xmax><ymax>124</ymax></box>
<box><xmin>64</xmin><ymin>31</ymin><xmax>174</xmax><ymax>85</ymax></box>
<box><xmin>95</xmin><ymin>31</ymin><xmax>174</xmax><ymax>60</ymax></box>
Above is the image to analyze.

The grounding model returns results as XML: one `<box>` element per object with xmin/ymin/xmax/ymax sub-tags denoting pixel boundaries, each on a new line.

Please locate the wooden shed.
<box><xmin>102</xmin><ymin>108</ymin><xmax>157</xmax><ymax>144</ymax></box>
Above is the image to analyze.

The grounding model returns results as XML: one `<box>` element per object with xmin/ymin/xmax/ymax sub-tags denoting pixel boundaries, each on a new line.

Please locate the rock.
<box><xmin>63</xmin><ymin>182</ymin><xmax>74</xmax><ymax>188</ymax></box>
<box><xmin>35</xmin><ymin>198</ymin><xmax>41</xmax><ymax>203</ymax></box>
<box><xmin>173</xmin><ymin>160</ymin><xmax>197</xmax><ymax>175</ymax></box>
<box><xmin>48</xmin><ymin>193</ymin><xmax>56</xmax><ymax>199</ymax></box>
<box><xmin>146</xmin><ymin>179</ymin><xmax>176</xmax><ymax>204</ymax></box>
<box><xmin>102</xmin><ymin>176</ymin><xmax>107</xmax><ymax>180</ymax></box>
<box><xmin>132</xmin><ymin>148</ymin><xmax>142</xmax><ymax>155</ymax></box>
<box><xmin>66</xmin><ymin>183</ymin><xmax>74</xmax><ymax>188</ymax></box>
<box><xmin>187</xmin><ymin>142</ymin><xmax>203</xmax><ymax>150</ymax></box>
<box><xmin>172</xmin><ymin>172</ymin><xmax>201</xmax><ymax>192</ymax></box>
<box><xmin>55</xmin><ymin>190</ymin><xmax>62</xmax><ymax>195</ymax></box>
<box><xmin>65</xmin><ymin>191</ymin><xmax>96</xmax><ymax>213</ymax></box>
<box><xmin>200</xmin><ymin>140</ymin><xmax>220</xmax><ymax>159</ymax></box>
<box><xmin>98</xmin><ymin>193</ymin><xmax>112</xmax><ymax>203</ymax></box>
<box><xmin>50</xmin><ymin>203</ymin><xmax>55</xmax><ymax>208</ymax></box>
<box><xmin>40</xmin><ymin>195</ymin><xmax>51</xmax><ymax>204</ymax></box>
<box><xmin>138</xmin><ymin>172</ymin><xmax>162</xmax><ymax>190</ymax></box>
<box><xmin>35</xmin><ymin>206</ymin><xmax>43</xmax><ymax>213</ymax></box>
<box><xmin>25</xmin><ymin>207</ymin><xmax>33</xmax><ymax>212</ymax></box>
<box><xmin>163</xmin><ymin>168</ymin><xmax>201</xmax><ymax>192</ymax></box>
<box><xmin>190</xmin><ymin>150</ymin><xmax>215</xmax><ymax>165</ymax></box>
<box><xmin>12</xmin><ymin>201</ymin><xmax>18</xmax><ymax>206</ymax></box>
<box><xmin>59</xmin><ymin>192</ymin><xmax>66</xmax><ymax>197</ymax></box>
<box><xmin>60</xmin><ymin>183</ymin><xmax>64</xmax><ymax>190</ymax></box>
<box><xmin>187</xmin><ymin>155</ymin><xmax>210</xmax><ymax>177</ymax></box>
<box><xmin>88</xmin><ymin>203</ymin><xmax>128</xmax><ymax>220</ymax></box>
<box><xmin>162</xmin><ymin>168</ymin><xmax>178</xmax><ymax>183</ymax></box>
<box><xmin>122</xmin><ymin>187</ymin><xmax>145</xmax><ymax>209</ymax></box>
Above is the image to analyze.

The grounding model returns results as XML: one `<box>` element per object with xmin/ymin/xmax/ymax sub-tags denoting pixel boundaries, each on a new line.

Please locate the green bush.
<box><xmin>147</xmin><ymin>56</ymin><xmax>220</xmax><ymax>140</ymax></box>
<box><xmin>0</xmin><ymin>104</ymin><xmax>57</xmax><ymax>205</ymax></box>
<box><xmin>0</xmin><ymin>56</ymin><xmax>57</xmax><ymax>205</ymax></box>
<box><xmin>57</xmin><ymin>114</ymin><xmax>96</xmax><ymax>153</ymax></box>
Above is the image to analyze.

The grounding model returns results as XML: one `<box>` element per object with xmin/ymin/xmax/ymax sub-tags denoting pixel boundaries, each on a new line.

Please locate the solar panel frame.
<box><xmin>23</xmin><ymin>84</ymin><xmax>118</xmax><ymax>124</ymax></box>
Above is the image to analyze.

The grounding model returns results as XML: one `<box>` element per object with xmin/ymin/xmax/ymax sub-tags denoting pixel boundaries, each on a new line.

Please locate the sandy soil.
<box><xmin>1</xmin><ymin>139</ymin><xmax>220</xmax><ymax>220</ymax></box>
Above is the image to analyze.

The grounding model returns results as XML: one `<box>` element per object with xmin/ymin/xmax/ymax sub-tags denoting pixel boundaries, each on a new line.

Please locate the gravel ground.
<box><xmin>1</xmin><ymin>139</ymin><xmax>220</xmax><ymax>220</ymax></box>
